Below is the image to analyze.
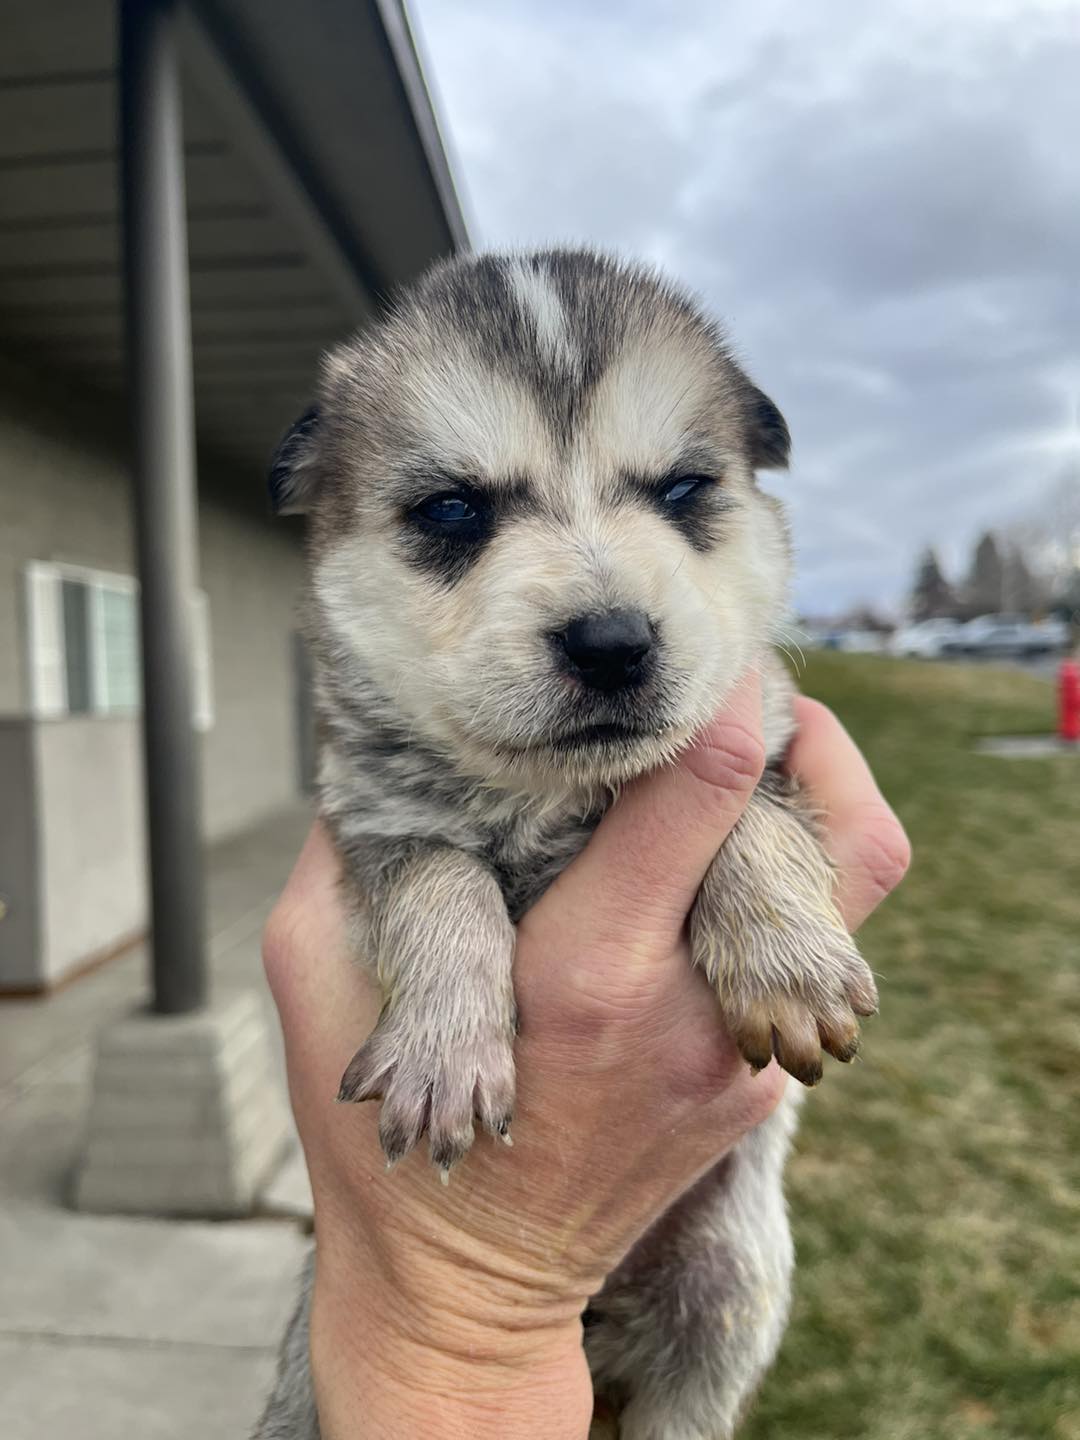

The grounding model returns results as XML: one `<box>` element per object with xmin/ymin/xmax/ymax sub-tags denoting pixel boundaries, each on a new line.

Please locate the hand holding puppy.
<box><xmin>261</xmin><ymin>685</ymin><xmax>908</xmax><ymax>1440</ymax></box>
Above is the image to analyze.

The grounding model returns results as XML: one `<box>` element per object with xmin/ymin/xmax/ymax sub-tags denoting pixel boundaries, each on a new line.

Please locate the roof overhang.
<box><xmin>0</xmin><ymin>0</ymin><xmax>468</xmax><ymax>471</ymax></box>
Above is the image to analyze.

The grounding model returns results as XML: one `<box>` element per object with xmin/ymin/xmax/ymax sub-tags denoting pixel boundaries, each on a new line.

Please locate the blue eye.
<box><xmin>661</xmin><ymin>475</ymin><xmax>711</xmax><ymax>504</ymax></box>
<box><xmin>414</xmin><ymin>493</ymin><xmax>477</xmax><ymax>525</ymax></box>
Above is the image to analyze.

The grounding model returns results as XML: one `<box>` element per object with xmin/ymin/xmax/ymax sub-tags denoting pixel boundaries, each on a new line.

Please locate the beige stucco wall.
<box><xmin>197</xmin><ymin>498</ymin><xmax>305</xmax><ymax>838</ymax></box>
<box><xmin>0</xmin><ymin>389</ymin><xmax>135</xmax><ymax>716</ymax></box>
<box><xmin>0</xmin><ymin>368</ymin><xmax>306</xmax><ymax>985</ymax></box>
<box><xmin>0</xmin><ymin>377</ymin><xmax>305</xmax><ymax>840</ymax></box>
<box><xmin>33</xmin><ymin>716</ymin><xmax>147</xmax><ymax>985</ymax></box>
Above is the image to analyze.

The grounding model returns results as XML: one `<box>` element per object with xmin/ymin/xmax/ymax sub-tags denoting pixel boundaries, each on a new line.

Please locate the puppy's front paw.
<box><xmin>692</xmin><ymin>786</ymin><xmax>882</xmax><ymax>1087</ymax></box>
<box><xmin>337</xmin><ymin>1012</ymin><xmax>516</xmax><ymax>1174</ymax></box>
<box><xmin>695</xmin><ymin>904</ymin><xmax>877</xmax><ymax>1085</ymax></box>
<box><xmin>724</xmin><ymin>936</ymin><xmax>876</xmax><ymax>1087</ymax></box>
<box><xmin>693</xmin><ymin>874</ymin><xmax>878</xmax><ymax>1086</ymax></box>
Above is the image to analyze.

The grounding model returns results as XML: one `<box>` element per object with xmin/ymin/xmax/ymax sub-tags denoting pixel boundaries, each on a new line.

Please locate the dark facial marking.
<box><xmin>615</xmin><ymin>464</ymin><xmax>737</xmax><ymax>553</ymax></box>
<box><xmin>398</xmin><ymin>472</ymin><xmax>538</xmax><ymax>585</ymax></box>
<box><xmin>418</xmin><ymin>252</ymin><xmax>661</xmax><ymax>448</ymax></box>
<box><xmin>419</xmin><ymin>255</ymin><xmax>587</xmax><ymax>446</ymax></box>
<box><xmin>651</xmin><ymin>470</ymin><xmax>736</xmax><ymax>552</ymax></box>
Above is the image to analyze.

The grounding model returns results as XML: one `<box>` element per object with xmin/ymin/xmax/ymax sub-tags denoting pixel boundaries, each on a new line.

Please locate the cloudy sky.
<box><xmin>411</xmin><ymin>0</ymin><xmax>1080</xmax><ymax>616</ymax></box>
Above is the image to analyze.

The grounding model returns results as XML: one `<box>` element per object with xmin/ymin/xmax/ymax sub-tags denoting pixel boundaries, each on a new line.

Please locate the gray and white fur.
<box><xmin>255</xmin><ymin>249</ymin><xmax>877</xmax><ymax>1439</ymax></box>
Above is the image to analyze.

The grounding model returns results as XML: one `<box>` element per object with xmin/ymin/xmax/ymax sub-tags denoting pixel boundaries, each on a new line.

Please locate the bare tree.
<box><xmin>971</xmin><ymin>460</ymin><xmax>1079</xmax><ymax>624</ymax></box>
<box><xmin>1015</xmin><ymin>463</ymin><xmax>1080</xmax><ymax>605</ymax></box>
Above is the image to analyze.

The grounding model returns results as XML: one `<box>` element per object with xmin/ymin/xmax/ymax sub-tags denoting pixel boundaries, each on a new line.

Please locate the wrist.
<box><xmin>310</xmin><ymin>1238</ymin><xmax>593</xmax><ymax>1440</ymax></box>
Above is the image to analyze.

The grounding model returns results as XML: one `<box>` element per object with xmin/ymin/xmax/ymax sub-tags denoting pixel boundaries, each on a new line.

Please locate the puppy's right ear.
<box><xmin>268</xmin><ymin>406</ymin><xmax>320</xmax><ymax>515</ymax></box>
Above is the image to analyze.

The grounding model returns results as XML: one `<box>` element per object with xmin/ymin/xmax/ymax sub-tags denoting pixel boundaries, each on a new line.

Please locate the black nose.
<box><xmin>555</xmin><ymin>609</ymin><xmax>654</xmax><ymax>692</ymax></box>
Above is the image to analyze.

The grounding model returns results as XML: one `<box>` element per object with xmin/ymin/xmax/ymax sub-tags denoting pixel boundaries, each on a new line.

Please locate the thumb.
<box><xmin>541</xmin><ymin>673</ymin><xmax>765</xmax><ymax>952</ymax></box>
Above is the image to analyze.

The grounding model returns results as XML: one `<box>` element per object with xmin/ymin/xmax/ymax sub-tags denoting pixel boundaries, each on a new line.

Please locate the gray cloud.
<box><xmin>413</xmin><ymin>0</ymin><xmax>1080</xmax><ymax>613</ymax></box>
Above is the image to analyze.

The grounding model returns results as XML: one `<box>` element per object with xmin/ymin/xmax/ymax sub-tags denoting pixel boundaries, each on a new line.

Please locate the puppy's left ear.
<box><xmin>745</xmin><ymin>385</ymin><xmax>790</xmax><ymax>471</ymax></box>
<box><xmin>268</xmin><ymin>406</ymin><xmax>320</xmax><ymax>515</ymax></box>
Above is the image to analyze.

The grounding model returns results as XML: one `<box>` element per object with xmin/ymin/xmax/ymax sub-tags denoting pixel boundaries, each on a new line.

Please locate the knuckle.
<box><xmin>851</xmin><ymin>807</ymin><xmax>912</xmax><ymax>903</ymax></box>
<box><xmin>687</xmin><ymin>721</ymin><xmax>767</xmax><ymax>798</ymax></box>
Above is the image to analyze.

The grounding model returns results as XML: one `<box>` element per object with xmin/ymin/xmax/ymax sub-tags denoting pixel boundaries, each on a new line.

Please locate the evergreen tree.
<box><xmin>1002</xmin><ymin>545</ymin><xmax>1042</xmax><ymax>614</ymax></box>
<box><xmin>910</xmin><ymin>547</ymin><xmax>955</xmax><ymax>621</ymax></box>
<box><xmin>966</xmin><ymin>532</ymin><xmax>1005</xmax><ymax>615</ymax></box>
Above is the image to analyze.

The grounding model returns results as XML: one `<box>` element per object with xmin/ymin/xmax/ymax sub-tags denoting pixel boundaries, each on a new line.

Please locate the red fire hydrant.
<box><xmin>1059</xmin><ymin>659</ymin><xmax>1080</xmax><ymax>744</ymax></box>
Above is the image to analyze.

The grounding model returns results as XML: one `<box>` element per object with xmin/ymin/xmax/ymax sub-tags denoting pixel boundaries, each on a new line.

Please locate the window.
<box><xmin>25</xmin><ymin>562</ymin><xmax>213</xmax><ymax>730</ymax></box>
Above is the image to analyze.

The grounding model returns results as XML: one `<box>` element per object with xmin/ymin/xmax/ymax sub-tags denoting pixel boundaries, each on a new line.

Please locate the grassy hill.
<box><xmin>742</xmin><ymin>653</ymin><xmax>1080</xmax><ymax>1440</ymax></box>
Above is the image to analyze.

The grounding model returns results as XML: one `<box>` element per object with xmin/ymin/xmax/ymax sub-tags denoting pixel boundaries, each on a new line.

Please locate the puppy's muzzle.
<box><xmin>551</xmin><ymin>608</ymin><xmax>655</xmax><ymax>693</ymax></box>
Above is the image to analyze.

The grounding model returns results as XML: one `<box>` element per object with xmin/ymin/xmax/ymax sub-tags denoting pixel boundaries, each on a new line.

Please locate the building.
<box><xmin>0</xmin><ymin>0</ymin><xmax>467</xmax><ymax>992</ymax></box>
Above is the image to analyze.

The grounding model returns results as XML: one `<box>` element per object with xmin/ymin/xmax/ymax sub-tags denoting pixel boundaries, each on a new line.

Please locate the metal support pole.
<box><xmin>120</xmin><ymin>0</ymin><xmax>208</xmax><ymax>1014</ymax></box>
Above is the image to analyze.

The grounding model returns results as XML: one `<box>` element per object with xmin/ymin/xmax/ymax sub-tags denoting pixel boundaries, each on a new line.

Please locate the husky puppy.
<box><xmin>257</xmin><ymin>249</ymin><xmax>877</xmax><ymax>1440</ymax></box>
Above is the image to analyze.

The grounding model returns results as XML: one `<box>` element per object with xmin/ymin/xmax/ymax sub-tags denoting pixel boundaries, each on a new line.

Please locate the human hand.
<box><xmin>262</xmin><ymin>679</ymin><xmax>909</xmax><ymax>1439</ymax></box>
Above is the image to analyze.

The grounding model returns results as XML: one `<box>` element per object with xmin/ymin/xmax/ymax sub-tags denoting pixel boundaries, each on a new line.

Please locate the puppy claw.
<box><xmin>378</xmin><ymin>1110</ymin><xmax>426</xmax><ymax>1168</ymax></box>
<box><xmin>818</xmin><ymin>1011</ymin><xmax>861</xmax><ymax>1064</ymax></box>
<box><xmin>770</xmin><ymin>1000</ymin><xmax>824</xmax><ymax>1086</ymax></box>
<box><xmin>430</xmin><ymin>1125</ymin><xmax>474</xmax><ymax>1176</ymax></box>
<box><xmin>847</xmin><ymin>972</ymin><xmax>880</xmax><ymax>1018</ymax></box>
<box><xmin>338</xmin><ymin>1016</ymin><xmax>516</xmax><ymax>1173</ymax></box>
<box><xmin>772</xmin><ymin>1029</ymin><xmax>823</xmax><ymax>1087</ymax></box>
<box><xmin>482</xmin><ymin>1111</ymin><xmax>514</xmax><ymax>1145</ymax></box>
<box><xmin>728</xmin><ymin>987</ymin><xmax>869</xmax><ymax>1087</ymax></box>
<box><xmin>730</xmin><ymin>1004</ymin><xmax>775</xmax><ymax>1075</ymax></box>
<box><xmin>824</xmin><ymin>1036</ymin><xmax>860</xmax><ymax>1065</ymax></box>
<box><xmin>337</xmin><ymin>1043</ymin><xmax>387</xmax><ymax>1105</ymax></box>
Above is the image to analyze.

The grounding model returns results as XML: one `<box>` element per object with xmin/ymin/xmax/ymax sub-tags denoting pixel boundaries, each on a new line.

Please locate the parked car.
<box><xmin>969</xmin><ymin>620</ymin><xmax>1042</xmax><ymax>656</ymax></box>
<box><xmin>890</xmin><ymin>618</ymin><xmax>963</xmax><ymax>658</ymax></box>
<box><xmin>944</xmin><ymin>614</ymin><xmax>1067</xmax><ymax>658</ymax></box>
<box><xmin>823</xmin><ymin>628</ymin><xmax>888</xmax><ymax>654</ymax></box>
<box><xmin>1027</xmin><ymin>618</ymin><xmax>1071</xmax><ymax>654</ymax></box>
<box><xmin>942</xmin><ymin>614</ymin><xmax>1025</xmax><ymax>656</ymax></box>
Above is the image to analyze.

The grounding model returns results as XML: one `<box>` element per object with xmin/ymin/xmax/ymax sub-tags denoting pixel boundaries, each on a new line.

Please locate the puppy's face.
<box><xmin>275</xmin><ymin>251</ymin><xmax>792</xmax><ymax>793</ymax></box>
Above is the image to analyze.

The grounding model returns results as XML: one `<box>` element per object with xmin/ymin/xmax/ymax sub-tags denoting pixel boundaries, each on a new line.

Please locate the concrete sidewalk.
<box><xmin>0</xmin><ymin>805</ymin><xmax>316</xmax><ymax>1440</ymax></box>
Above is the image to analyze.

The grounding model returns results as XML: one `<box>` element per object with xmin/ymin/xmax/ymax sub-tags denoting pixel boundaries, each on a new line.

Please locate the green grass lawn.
<box><xmin>742</xmin><ymin>653</ymin><xmax>1080</xmax><ymax>1440</ymax></box>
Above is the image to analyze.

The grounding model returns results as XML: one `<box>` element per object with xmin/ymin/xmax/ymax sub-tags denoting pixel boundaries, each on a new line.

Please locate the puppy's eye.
<box><xmin>412</xmin><ymin>493</ymin><xmax>478</xmax><ymax>526</ymax></box>
<box><xmin>660</xmin><ymin>475</ymin><xmax>713</xmax><ymax>505</ymax></box>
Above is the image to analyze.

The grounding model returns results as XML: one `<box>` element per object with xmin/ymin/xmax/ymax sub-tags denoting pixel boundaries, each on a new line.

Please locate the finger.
<box><xmin>786</xmin><ymin>697</ymin><xmax>911</xmax><ymax>931</ymax></box>
<box><xmin>540</xmin><ymin>673</ymin><xmax>765</xmax><ymax>950</ymax></box>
